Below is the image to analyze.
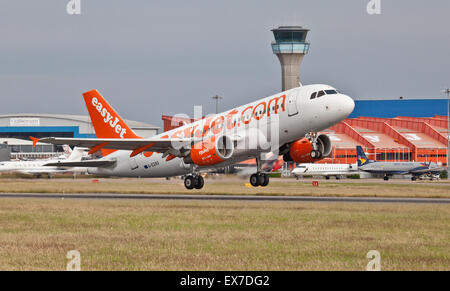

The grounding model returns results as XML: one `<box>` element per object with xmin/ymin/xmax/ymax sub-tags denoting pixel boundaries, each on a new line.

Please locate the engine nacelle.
<box><xmin>185</xmin><ymin>135</ymin><xmax>234</xmax><ymax>166</ymax></box>
<box><xmin>285</xmin><ymin>134</ymin><xmax>332</xmax><ymax>163</ymax></box>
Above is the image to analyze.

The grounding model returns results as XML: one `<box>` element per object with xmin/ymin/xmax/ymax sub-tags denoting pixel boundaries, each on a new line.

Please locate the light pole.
<box><xmin>444</xmin><ymin>89</ymin><xmax>450</xmax><ymax>178</ymax></box>
<box><xmin>211</xmin><ymin>95</ymin><xmax>223</xmax><ymax>114</ymax></box>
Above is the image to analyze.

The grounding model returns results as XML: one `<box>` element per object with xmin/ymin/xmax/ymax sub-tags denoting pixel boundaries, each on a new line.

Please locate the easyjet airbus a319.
<box><xmin>37</xmin><ymin>85</ymin><xmax>354</xmax><ymax>189</ymax></box>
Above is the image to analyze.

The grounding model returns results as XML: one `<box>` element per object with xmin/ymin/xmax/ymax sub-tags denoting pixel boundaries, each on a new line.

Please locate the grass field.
<box><xmin>0</xmin><ymin>198</ymin><xmax>448</xmax><ymax>270</ymax></box>
<box><xmin>0</xmin><ymin>177</ymin><xmax>449</xmax><ymax>198</ymax></box>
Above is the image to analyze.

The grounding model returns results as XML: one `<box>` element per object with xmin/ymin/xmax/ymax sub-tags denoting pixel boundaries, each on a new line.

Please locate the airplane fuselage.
<box><xmin>0</xmin><ymin>160</ymin><xmax>84</xmax><ymax>175</ymax></box>
<box><xmin>292</xmin><ymin>163</ymin><xmax>358</xmax><ymax>178</ymax></box>
<box><xmin>359</xmin><ymin>161</ymin><xmax>438</xmax><ymax>175</ymax></box>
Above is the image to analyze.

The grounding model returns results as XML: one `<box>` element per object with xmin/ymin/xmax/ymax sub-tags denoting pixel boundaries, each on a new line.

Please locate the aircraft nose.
<box><xmin>339</xmin><ymin>94</ymin><xmax>355</xmax><ymax>118</ymax></box>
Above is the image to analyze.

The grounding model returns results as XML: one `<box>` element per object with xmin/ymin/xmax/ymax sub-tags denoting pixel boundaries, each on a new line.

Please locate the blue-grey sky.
<box><xmin>0</xmin><ymin>0</ymin><xmax>449</xmax><ymax>127</ymax></box>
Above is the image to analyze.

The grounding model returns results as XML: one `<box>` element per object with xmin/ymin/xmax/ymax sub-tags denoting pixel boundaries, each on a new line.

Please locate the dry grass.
<box><xmin>0</xmin><ymin>198</ymin><xmax>448</xmax><ymax>270</ymax></box>
<box><xmin>0</xmin><ymin>177</ymin><xmax>449</xmax><ymax>198</ymax></box>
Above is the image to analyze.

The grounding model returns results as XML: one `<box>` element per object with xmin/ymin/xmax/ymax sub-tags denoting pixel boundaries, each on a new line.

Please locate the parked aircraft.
<box><xmin>356</xmin><ymin>146</ymin><xmax>443</xmax><ymax>181</ymax></box>
<box><xmin>36</xmin><ymin>85</ymin><xmax>354</xmax><ymax>189</ymax></box>
<box><xmin>292</xmin><ymin>163</ymin><xmax>358</xmax><ymax>179</ymax></box>
<box><xmin>0</xmin><ymin>145</ymin><xmax>87</xmax><ymax>177</ymax></box>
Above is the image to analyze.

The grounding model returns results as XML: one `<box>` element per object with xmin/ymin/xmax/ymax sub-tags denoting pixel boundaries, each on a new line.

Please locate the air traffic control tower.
<box><xmin>271</xmin><ymin>26</ymin><xmax>310</xmax><ymax>91</ymax></box>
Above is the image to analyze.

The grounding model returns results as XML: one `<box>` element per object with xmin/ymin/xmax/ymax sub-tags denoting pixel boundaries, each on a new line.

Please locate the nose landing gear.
<box><xmin>306</xmin><ymin>132</ymin><xmax>322</xmax><ymax>159</ymax></box>
<box><xmin>310</xmin><ymin>150</ymin><xmax>322</xmax><ymax>159</ymax></box>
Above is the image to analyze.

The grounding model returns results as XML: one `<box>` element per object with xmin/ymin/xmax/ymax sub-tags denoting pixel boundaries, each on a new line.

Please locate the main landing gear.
<box><xmin>184</xmin><ymin>174</ymin><xmax>204</xmax><ymax>190</ymax></box>
<box><xmin>383</xmin><ymin>175</ymin><xmax>389</xmax><ymax>181</ymax></box>
<box><xmin>249</xmin><ymin>156</ymin><xmax>270</xmax><ymax>187</ymax></box>
<box><xmin>250</xmin><ymin>173</ymin><xmax>269</xmax><ymax>187</ymax></box>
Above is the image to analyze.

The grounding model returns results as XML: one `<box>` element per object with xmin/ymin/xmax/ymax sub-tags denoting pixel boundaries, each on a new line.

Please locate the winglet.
<box><xmin>29</xmin><ymin>136</ymin><xmax>39</xmax><ymax>147</ymax></box>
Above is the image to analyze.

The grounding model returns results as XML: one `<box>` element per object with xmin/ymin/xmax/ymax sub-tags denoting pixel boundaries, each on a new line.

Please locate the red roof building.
<box><xmin>162</xmin><ymin>115</ymin><xmax>449</xmax><ymax>166</ymax></box>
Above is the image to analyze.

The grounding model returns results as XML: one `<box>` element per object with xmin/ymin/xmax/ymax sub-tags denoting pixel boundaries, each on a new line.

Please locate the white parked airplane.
<box><xmin>0</xmin><ymin>145</ymin><xmax>87</xmax><ymax>177</ymax></box>
<box><xmin>292</xmin><ymin>163</ymin><xmax>358</xmax><ymax>180</ymax></box>
<box><xmin>37</xmin><ymin>85</ymin><xmax>354</xmax><ymax>189</ymax></box>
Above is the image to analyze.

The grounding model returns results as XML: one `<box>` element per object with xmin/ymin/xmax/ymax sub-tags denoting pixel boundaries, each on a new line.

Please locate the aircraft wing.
<box><xmin>43</xmin><ymin>160</ymin><xmax>117</xmax><ymax>168</ymax></box>
<box><xmin>39</xmin><ymin>137</ymin><xmax>193</xmax><ymax>157</ymax></box>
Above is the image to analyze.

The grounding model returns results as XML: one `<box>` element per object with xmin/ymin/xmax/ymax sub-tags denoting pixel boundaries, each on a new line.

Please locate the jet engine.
<box><xmin>184</xmin><ymin>135</ymin><xmax>234</xmax><ymax>166</ymax></box>
<box><xmin>283</xmin><ymin>134</ymin><xmax>332</xmax><ymax>163</ymax></box>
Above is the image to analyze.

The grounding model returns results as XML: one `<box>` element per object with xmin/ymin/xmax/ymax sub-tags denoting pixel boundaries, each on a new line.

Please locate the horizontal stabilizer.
<box><xmin>39</xmin><ymin>137</ymin><xmax>193</xmax><ymax>153</ymax></box>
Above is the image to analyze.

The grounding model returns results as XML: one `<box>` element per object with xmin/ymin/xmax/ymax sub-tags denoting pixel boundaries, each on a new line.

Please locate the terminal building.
<box><xmin>323</xmin><ymin>112</ymin><xmax>448</xmax><ymax>166</ymax></box>
<box><xmin>0</xmin><ymin>114</ymin><xmax>158</xmax><ymax>159</ymax></box>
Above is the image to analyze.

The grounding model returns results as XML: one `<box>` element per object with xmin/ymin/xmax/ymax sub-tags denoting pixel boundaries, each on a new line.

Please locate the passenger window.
<box><xmin>310</xmin><ymin>92</ymin><xmax>317</xmax><ymax>99</ymax></box>
<box><xmin>317</xmin><ymin>91</ymin><xmax>325</xmax><ymax>98</ymax></box>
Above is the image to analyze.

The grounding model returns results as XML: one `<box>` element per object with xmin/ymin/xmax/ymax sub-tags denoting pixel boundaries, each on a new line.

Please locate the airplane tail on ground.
<box><xmin>356</xmin><ymin>146</ymin><xmax>373</xmax><ymax>167</ymax></box>
<box><xmin>82</xmin><ymin>89</ymin><xmax>141</xmax><ymax>156</ymax></box>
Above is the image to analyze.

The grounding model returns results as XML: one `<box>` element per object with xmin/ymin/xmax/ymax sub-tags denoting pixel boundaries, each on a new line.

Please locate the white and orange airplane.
<box><xmin>37</xmin><ymin>85</ymin><xmax>354</xmax><ymax>189</ymax></box>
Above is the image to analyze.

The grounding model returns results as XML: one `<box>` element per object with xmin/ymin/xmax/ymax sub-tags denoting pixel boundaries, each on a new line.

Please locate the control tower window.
<box><xmin>273</xmin><ymin>30</ymin><xmax>307</xmax><ymax>43</ymax></box>
<box><xmin>317</xmin><ymin>91</ymin><xmax>325</xmax><ymax>98</ymax></box>
<box><xmin>292</xmin><ymin>31</ymin><xmax>306</xmax><ymax>41</ymax></box>
<box><xmin>310</xmin><ymin>92</ymin><xmax>317</xmax><ymax>99</ymax></box>
<box><xmin>325</xmin><ymin>90</ymin><xmax>338</xmax><ymax>95</ymax></box>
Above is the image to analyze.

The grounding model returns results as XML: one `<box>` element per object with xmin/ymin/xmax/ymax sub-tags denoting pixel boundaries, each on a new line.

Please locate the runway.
<box><xmin>0</xmin><ymin>193</ymin><xmax>449</xmax><ymax>204</ymax></box>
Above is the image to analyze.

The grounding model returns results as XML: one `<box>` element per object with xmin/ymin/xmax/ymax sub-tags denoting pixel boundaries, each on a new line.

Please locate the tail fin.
<box><xmin>356</xmin><ymin>146</ymin><xmax>372</xmax><ymax>167</ymax></box>
<box><xmin>83</xmin><ymin>89</ymin><xmax>140</xmax><ymax>156</ymax></box>
<box><xmin>62</xmin><ymin>145</ymin><xmax>72</xmax><ymax>158</ymax></box>
<box><xmin>67</xmin><ymin>147</ymin><xmax>85</xmax><ymax>161</ymax></box>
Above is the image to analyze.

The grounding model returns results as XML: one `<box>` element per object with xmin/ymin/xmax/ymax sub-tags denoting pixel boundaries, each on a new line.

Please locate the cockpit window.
<box><xmin>325</xmin><ymin>90</ymin><xmax>338</xmax><ymax>95</ymax></box>
<box><xmin>310</xmin><ymin>92</ymin><xmax>317</xmax><ymax>99</ymax></box>
<box><xmin>317</xmin><ymin>91</ymin><xmax>325</xmax><ymax>98</ymax></box>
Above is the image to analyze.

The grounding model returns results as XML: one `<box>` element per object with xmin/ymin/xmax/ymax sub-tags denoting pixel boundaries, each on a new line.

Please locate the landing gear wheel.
<box><xmin>184</xmin><ymin>176</ymin><xmax>195</xmax><ymax>189</ymax></box>
<box><xmin>411</xmin><ymin>176</ymin><xmax>417</xmax><ymax>181</ymax></box>
<box><xmin>194</xmin><ymin>175</ymin><xmax>204</xmax><ymax>189</ymax></box>
<box><xmin>325</xmin><ymin>176</ymin><xmax>330</xmax><ymax>180</ymax></box>
<box><xmin>250</xmin><ymin>174</ymin><xmax>260</xmax><ymax>187</ymax></box>
<box><xmin>310</xmin><ymin>150</ymin><xmax>322</xmax><ymax>159</ymax></box>
<box><xmin>383</xmin><ymin>176</ymin><xmax>389</xmax><ymax>181</ymax></box>
<box><xmin>259</xmin><ymin>173</ymin><xmax>269</xmax><ymax>187</ymax></box>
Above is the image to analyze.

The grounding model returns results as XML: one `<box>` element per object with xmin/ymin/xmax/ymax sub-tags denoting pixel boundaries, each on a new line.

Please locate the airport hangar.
<box><xmin>0</xmin><ymin>114</ymin><xmax>159</xmax><ymax>160</ymax></box>
<box><xmin>162</xmin><ymin>99</ymin><xmax>449</xmax><ymax>167</ymax></box>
